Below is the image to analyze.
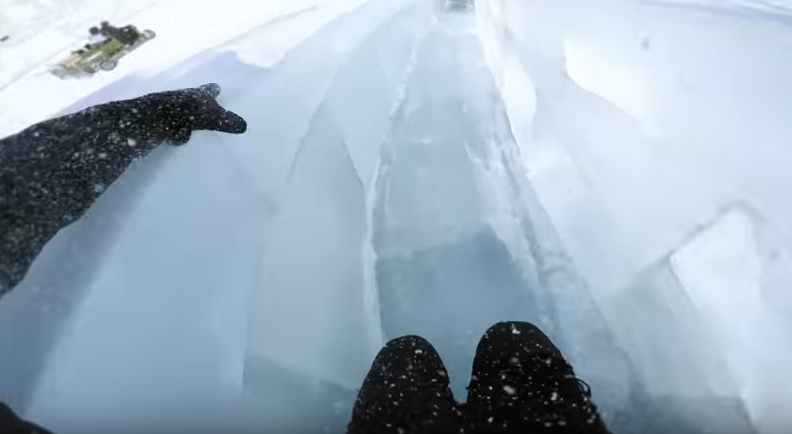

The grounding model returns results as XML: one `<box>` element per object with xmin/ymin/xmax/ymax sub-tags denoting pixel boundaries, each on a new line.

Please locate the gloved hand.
<box><xmin>120</xmin><ymin>83</ymin><xmax>247</xmax><ymax>144</ymax></box>
<box><xmin>0</xmin><ymin>83</ymin><xmax>247</xmax><ymax>297</ymax></box>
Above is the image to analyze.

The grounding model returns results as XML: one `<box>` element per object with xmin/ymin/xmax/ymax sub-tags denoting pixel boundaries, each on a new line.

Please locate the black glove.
<box><xmin>89</xmin><ymin>83</ymin><xmax>247</xmax><ymax>146</ymax></box>
<box><xmin>137</xmin><ymin>83</ymin><xmax>247</xmax><ymax>144</ymax></box>
<box><xmin>0</xmin><ymin>83</ymin><xmax>247</xmax><ymax>297</ymax></box>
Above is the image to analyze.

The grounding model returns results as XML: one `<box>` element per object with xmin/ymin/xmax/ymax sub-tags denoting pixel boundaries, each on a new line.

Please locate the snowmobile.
<box><xmin>50</xmin><ymin>22</ymin><xmax>155</xmax><ymax>79</ymax></box>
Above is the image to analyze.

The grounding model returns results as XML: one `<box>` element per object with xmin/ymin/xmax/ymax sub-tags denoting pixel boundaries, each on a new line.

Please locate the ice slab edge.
<box><xmin>0</xmin><ymin>0</ymin><xmax>428</xmax><ymax>431</ymax></box>
<box><xmin>477</xmin><ymin>0</ymin><xmax>792</xmax><ymax>432</ymax></box>
<box><xmin>240</xmin><ymin>0</ymin><xmax>437</xmax><ymax>431</ymax></box>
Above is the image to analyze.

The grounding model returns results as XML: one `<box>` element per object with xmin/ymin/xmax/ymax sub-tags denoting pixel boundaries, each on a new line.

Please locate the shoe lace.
<box><xmin>575</xmin><ymin>377</ymin><xmax>592</xmax><ymax>398</ymax></box>
<box><xmin>559</xmin><ymin>360</ymin><xmax>609</xmax><ymax>432</ymax></box>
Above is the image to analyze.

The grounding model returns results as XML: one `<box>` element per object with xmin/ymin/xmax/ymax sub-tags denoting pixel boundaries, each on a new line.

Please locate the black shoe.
<box><xmin>347</xmin><ymin>335</ymin><xmax>463</xmax><ymax>434</ymax></box>
<box><xmin>465</xmin><ymin>321</ymin><xmax>610</xmax><ymax>433</ymax></box>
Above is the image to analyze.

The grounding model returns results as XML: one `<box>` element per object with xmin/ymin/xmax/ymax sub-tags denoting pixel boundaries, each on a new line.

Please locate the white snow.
<box><xmin>1</xmin><ymin>0</ymin><xmax>792</xmax><ymax>432</ymax></box>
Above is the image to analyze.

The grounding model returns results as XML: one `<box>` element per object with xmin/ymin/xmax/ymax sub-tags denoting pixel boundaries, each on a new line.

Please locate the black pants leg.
<box><xmin>465</xmin><ymin>321</ymin><xmax>610</xmax><ymax>433</ymax></box>
<box><xmin>347</xmin><ymin>335</ymin><xmax>462</xmax><ymax>434</ymax></box>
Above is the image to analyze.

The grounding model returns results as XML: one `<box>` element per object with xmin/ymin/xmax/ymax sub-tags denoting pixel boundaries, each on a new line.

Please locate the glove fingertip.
<box><xmin>215</xmin><ymin>110</ymin><xmax>247</xmax><ymax>134</ymax></box>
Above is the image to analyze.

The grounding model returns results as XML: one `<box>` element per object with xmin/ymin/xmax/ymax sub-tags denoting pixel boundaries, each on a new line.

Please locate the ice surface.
<box><xmin>1</xmin><ymin>0</ymin><xmax>411</xmax><ymax>430</ymax></box>
<box><xmin>480</xmin><ymin>0</ymin><xmax>792</xmax><ymax>432</ymax></box>
<box><xmin>245</xmin><ymin>0</ymin><xmax>433</xmax><ymax>394</ymax></box>
<box><xmin>371</xmin><ymin>13</ymin><xmax>635</xmax><ymax>416</ymax></box>
<box><xmin>1</xmin><ymin>0</ymin><xmax>792</xmax><ymax>432</ymax></box>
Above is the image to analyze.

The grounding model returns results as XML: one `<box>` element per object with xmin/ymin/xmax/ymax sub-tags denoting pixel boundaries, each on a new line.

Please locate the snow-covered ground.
<box><xmin>1</xmin><ymin>0</ymin><xmax>791</xmax><ymax>432</ymax></box>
